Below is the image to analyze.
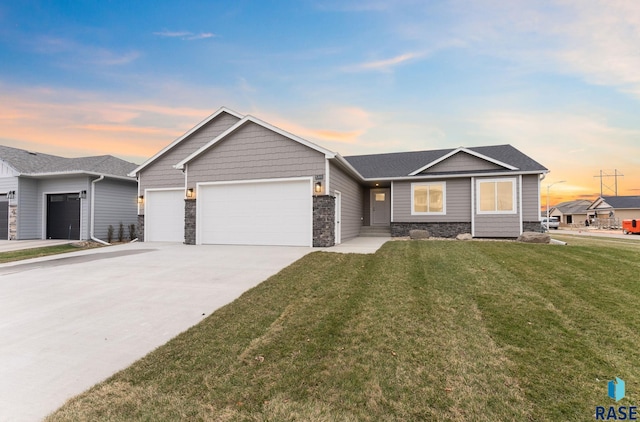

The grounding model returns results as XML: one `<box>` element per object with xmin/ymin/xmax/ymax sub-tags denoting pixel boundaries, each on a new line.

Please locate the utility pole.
<box><xmin>594</xmin><ymin>169</ymin><xmax>624</xmax><ymax>196</ymax></box>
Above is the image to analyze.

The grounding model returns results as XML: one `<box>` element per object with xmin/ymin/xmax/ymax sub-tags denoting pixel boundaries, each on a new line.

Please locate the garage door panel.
<box><xmin>199</xmin><ymin>180</ymin><xmax>311</xmax><ymax>246</ymax></box>
<box><xmin>145</xmin><ymin>190</ymin><xmax>184</xmax><ymax>242</ymax></box>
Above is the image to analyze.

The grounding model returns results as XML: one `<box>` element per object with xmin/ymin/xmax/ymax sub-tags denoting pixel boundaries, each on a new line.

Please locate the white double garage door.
<box><xmin>145</xmin><ymin>179</ymin><xmax>313</xmax><ymax>246</ymax></box>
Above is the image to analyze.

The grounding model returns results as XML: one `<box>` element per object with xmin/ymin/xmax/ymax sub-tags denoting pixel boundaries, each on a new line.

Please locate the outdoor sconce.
<box><xmin>80</xmin><ymin>190</ymin><xmax>87</xmax><ymax>199</ymax></box>
<box><xmin>6</xmin><ymin>190</ymin><xmax>15</xmax><ymax>200</ymax></box>
<box><xmin>186</xmin><ymin>188</ymin><xmax>195</xmax><ymax>198</ymax></box>
<box><xmin>314</xmin><ymin>181</ymin><xmax>322</xmax><ymax>194</ymax></box>
<box><xmin>137</xmin><ymin>195</ymin><xmax>144</xmax><ymax>204</ymax></box>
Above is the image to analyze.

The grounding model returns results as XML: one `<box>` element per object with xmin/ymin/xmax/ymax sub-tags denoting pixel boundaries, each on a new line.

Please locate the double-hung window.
<box><xmin>412</xmin><ymin>182</ymin><xmax>446</xmax><ymax>215</ymax></box>
<box><xmin>476</xmin><ymin>178</ymin><xmax>516</xmax><ymax>214</ymax></box>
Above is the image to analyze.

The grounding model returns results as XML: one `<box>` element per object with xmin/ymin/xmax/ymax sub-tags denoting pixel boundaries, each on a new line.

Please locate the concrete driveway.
<box><xmin>0</xmin><ymin>242</ymin><xmax>312</xmax><ymax>422</ymax></box>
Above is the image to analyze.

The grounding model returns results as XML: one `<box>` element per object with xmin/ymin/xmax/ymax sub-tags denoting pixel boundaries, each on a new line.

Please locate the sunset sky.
<box><xmin>1</xmin><ymin>1</ymin><xmax>639</xmax><ymax>205</ymax></box>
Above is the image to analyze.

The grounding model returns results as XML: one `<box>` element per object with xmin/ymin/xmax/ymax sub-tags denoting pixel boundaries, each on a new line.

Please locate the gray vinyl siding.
<box><xmin>473</xmin><ymin>177</ymin><xmax>521</xmax><ymax>237</ymax></box>
<box><xmin>17</xmin><ymin>178</ymin><xmax>38</xmax><ymax>239</ymax></box>
<box><xmin>0</xmin><ymin>177</ymin><xmax>18</xmax><ymax>192</ymax></box>
<box><xmin>521</xmin><ymin>175</ymin><xmax>540</xmax><ymax>221</ymax></box>
<box><xmin>421</xmin><ymin>153</ymin><xmax>503</xmax><ymax>174</ymax></box>
<box><xmin>37</xmin><ymin>177</ymin><xmax>92</xmax><ymax>240</ymax></box>
<box><xmin>93</xmin><ymin>178</ymin><xmax>138</xmax><ymax>240</ymax></box>
<box><xmin>393</xmin><ymin>178</ymin><xmax>471</xmax><ymax>222</ymax></box>
<box><xmin>187</xmin><ymin>122</ymin><xmax>326</xmax><ymax>186</ymax></box>
<box><xmin>139</xmin><ymin>113</ymin><xmax>241</xmax><ymax>194</ymax></box>
<box><xmin>329</xmin><ymin>162</ymin><xmax>363</xmax><ymax>241</ymax></box>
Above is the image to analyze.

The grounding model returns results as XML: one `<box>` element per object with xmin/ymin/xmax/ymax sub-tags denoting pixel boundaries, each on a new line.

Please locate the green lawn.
<box><xmin>0</xmin><ymin>244</ymin><xmax>91</xmax><ymax>263</ymax></box>
<box><xmin>48</xmin><ymin>238</ymin><xmax>640</xmax><ymax>421</ymax></box>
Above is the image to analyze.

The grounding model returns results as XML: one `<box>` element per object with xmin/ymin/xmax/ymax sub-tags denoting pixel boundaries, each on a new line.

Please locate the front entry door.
<box><xmin>371</xmin><ymin>188</ymin><xmax>390</xmax><ymax>226</ymax></box>
<box><xmin>47</xmin><ymin>193</ymin><xmax>81</xmax><ymax>239</ymax></box>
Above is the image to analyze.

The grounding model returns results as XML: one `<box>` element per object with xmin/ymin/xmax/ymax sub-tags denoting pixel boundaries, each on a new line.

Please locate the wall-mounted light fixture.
<box><xmin>186</xmin><ymin>188</ymin><xmax>195</xmax><ymax>198</ymax></box>
<box><xmin>137</xmin><ymin>195</ymin><xmax>144</xmax><ymax>204</ymax></box>
<box><xmin>6</xmin><ymin>190</ymin><xmax>15</xmax><ymax>200</ymax></box>
<box><xmin>314</xmin><ymin>181</ymin><xmax>322</xmax><ymax>194</ymax></box>
<box><xmin>80</xmin><ymin>190</ymin><xmax>87</xmax><ymax>199</ymax></box>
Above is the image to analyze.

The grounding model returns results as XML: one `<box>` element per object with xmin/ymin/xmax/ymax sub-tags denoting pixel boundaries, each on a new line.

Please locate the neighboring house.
<box><xmin>130</xmin><ymin>107</ymin><xmax>548</xmax><ymax>247</ymax></box>
<box><xmin>0</xmin><ymin>145</ymin><xmax>138</xmax><ymax>241</ymax></box>
<box><xmin>550</xmin><ymin>199</ymin><xmax>592</xmax><ymax>225</ymax></box>
<box><xmin>587</xmin><ymin>196</ymin><xmax>640</xmax><ymax>222</ymax></box>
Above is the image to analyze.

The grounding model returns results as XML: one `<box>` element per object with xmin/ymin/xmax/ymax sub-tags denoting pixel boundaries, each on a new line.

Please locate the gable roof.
<box><xmin>0</xmin><ymin>144</ymin><xmax>136</xmax><ymax>179</ymax></box>
<box><xmin>551</xmin><ymin>199</ymin><xmax>592</xmax><ymax>214</ymax></box>
<box><xmin>344</xmin><ymin>144</ymin><xmax>547</xmax><ymax>179</ymax></box>
<box><xmin>590</xmin><ymin>196</ymin><xmax>640</xmax><ymax>210</ymax></box>
<box><xmin>129</xmin><ymin>106</ymin><xmax>244</xmax><ymax>176</ymax></box>
<box><xmin>175</xmin><ymin>114</ymin><xmax>336</xmax><ymax>169</ymax></box>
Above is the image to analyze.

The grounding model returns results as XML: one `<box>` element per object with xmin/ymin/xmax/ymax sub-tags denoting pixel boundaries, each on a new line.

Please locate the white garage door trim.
<box><xmin>196</xmin><ymin>177</ymin><xmax>313</xmax><ymax>247</ymax></box>
<box><xmin>144</xmin><ymin>188</ymin><xmax>185</xmax><ymax>242</ymax></box>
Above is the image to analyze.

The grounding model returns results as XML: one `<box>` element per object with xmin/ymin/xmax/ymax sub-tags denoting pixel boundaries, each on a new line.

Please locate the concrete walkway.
<box><xmin>319</xmin><ymin>236</ymin><xmax>390</xmax><ymax>254</ymax></box>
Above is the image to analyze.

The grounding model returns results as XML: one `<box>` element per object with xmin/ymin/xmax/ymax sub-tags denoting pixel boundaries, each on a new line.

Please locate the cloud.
<box><xmin>153</xmin><ymin>30</ymin><xmax>216</xmax><ymax>40</ymax></box>
<box><xmin>0</xmin><ymin>85</ymin><xmax>214</xmax><ymax>162</ymax></box>
<box><xmin>29</xmin><ymin>35</ymin><xmax>139</xmax><ymax>67</ymax></box>
<box><xmin>468</xmin><ymin>109</ymin><xmax>640</xmax><ymax>198</ymax></box>
<box><xmin>344</xmin><ymin>52</ymin><xmax>424</xmax><ymax>72</ymax></box>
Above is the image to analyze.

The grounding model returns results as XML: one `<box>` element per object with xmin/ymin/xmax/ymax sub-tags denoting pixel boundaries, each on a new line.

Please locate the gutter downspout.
<box><xmin>90</xmin><ymin>175</ymin><xmax>110</xmax><ymax>245</ymax></box>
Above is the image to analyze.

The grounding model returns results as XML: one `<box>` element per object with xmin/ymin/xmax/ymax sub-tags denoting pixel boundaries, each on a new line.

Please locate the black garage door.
<box><xmin>47</xmin><ymin>194</ymin><xmax>80</xmax><ymax>239</ymax></box>
<box><xmin>0</xmin><ymin>201</ymin><xmax>8</xmax><ymax>240</ymax></box>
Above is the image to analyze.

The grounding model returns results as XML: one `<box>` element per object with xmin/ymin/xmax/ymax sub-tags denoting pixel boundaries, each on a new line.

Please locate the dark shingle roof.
<box><xmin>343</xmin><ymin>144</ymin><xmax>547</xmax><ymax>178</ymax></box>
<box><xmin>0</xmin><ymin>144</ymin><xmax>137</xmax><ymax>178</ymax></box>
<box><xmin>553</xmin><ymin>199</ymin><xmax>592</xmax><ymax>214</ymax></box>
<box><xmin>602</xmin><ymin>196</ymin><xmax>640</xmax><ymax>209</ymax></box>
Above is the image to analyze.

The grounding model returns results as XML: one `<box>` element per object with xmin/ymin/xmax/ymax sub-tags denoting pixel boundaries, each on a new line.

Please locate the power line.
<box><xmin>594</xmin><ymin>169</ymin><xmax>624</xmax><ymax>196</ymax></box>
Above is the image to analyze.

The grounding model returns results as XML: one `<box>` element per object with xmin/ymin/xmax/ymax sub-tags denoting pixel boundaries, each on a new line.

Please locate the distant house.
<box><xmin>587</xmin><ymin>196</ymin><xmax>640</xmax><ymax>222</ymax></box>
<box><xmin>550</xmin><ymin>199</ymin><xmax>592</xmax><ymax>225</ymax></box>
<box><xmin>130</xmin><ymin>107</ymin><xmax>548</xmax><ymax>246</ymax></box>
<box><xmin>0</xmin><ymin>145</ymin><xmax>138</xmax><ymax>241</ymax></box>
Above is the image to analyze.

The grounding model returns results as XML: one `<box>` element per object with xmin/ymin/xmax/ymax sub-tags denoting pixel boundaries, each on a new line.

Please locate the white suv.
<box><xmin>541</xmin><ymin>217</ymin><xmax>560</xmax><ymax>230</ymax></box>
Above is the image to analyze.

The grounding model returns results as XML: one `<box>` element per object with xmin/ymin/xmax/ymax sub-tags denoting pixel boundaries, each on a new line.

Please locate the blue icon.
<box><xmin>608</xmin><ymin>377</ymin><xmax>625</xmax><ymax>402</ymax></box>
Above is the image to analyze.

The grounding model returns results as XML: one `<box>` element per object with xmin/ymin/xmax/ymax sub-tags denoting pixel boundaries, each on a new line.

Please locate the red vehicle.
<box><xmin>622</xmin><ymin>219</ymin><xmax>640</xmax><ymax>235</ymax></box>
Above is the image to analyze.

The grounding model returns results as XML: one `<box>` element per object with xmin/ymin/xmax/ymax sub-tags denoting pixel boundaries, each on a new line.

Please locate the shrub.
<box><xmin>107</xmin><ymin>225</ymin><xmax>114</xmax><ymax>243</ymax></box>
<box><xmin>118</xmin><ymin>222</ymin><xmax>125</xmax><ymax>243</ymax></box>
<box><xmin>129</xmin><ymin>224</ymin><xmax>137</xmax><ymax>241</ymax></box>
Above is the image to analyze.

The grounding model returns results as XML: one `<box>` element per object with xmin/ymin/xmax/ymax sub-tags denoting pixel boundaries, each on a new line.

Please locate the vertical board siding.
<box><xmin>521</xmin><ymin>175</ymin><xmax>541</xmax><ymax>221</ymax></box>
<box><xmin>140</xmin><ymin>113</ymin><xmax>241</xmax><ymax>193</ymax></box>
<box><xmin>329</xmin><ymin>162</ymin><xmax>363</xmax><ymax>241</ymax></box>
<box><xmin>422</xmin><ymin>153</ymin><xmax>503</xmax><ymax>174</ymax></box>
<box><xmin>94</xmin><ymin>179</ymin><xmax>138</xmax><ymax>240</ymax></box>
<box><xmin>188</xmin><ymin>122</ymin><xmax>326</xmax><ymax>184</ymax></box>
<box><xmin>393</xmin><ymin>178</ymin><xmax>471</xmax><ymax>222</ymax></box>
<box><xmin>17</xmin><ymin>178</ymin><xmax>38</xmax><ymax>239</ymax></box>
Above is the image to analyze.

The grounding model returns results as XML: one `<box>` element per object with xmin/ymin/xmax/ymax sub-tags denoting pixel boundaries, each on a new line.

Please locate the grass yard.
<box><xmin>47</xmin><ymin>238</ymin><xmax>640</xmax><ymax>421</ymax></box>
<box><xmin>0</xmin><ymin>244</ymin><xmax>95</xmax><ymax>264</ymax></box>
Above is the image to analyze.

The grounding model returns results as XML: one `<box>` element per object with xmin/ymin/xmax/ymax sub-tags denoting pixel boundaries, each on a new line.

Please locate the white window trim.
<box><xmin>411</xmin><ymin>182</ymin><xmax>446</xmax><ymax>215</ymax></box>
<box><xmin>475</xmin><ymin>177</ymin><xmax>517</xmax><ymax>215</ymax></box>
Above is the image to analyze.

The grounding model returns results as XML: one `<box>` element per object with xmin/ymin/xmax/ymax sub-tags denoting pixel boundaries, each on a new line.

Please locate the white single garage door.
<box><xmin>198</xmin><ymin>179</ymin><xmax>312</xmax><ymax>246</ymax></box>
<box><xmin>145</xmin><ymin>189</ymin><xmax>184</xmax><ymax>242</ymax></box>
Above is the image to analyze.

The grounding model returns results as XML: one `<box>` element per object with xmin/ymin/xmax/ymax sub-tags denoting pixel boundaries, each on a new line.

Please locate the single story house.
<box><xmin>0</xmin><ymin>145</ymin><xmax>138</xmax><ymax>241</ymax></box>
<box><xmin>587</xmin><ymin>196</ymin><xmax>640</xmax><ymax>222</ymax></box>
<box><xmin>549</xmin><ymin>199</ymin><xmax>592</xmax><ymax>225</ymax></box>
<box><xmin>130</xmin><ymin>107</ymin><xmax>548</xmax><ymax>246</ymax></box>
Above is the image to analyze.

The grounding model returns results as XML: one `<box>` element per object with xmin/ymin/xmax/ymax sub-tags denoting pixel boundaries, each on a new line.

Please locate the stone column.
<box><xmin>184</xmin><ymin>199</ymin><xmax>196</xmax><ymax>245</ymax></box>
<box><xmin>313</xmin><ymin>195</ymin><xmax>335</xmax><ymax>247</ymax></box>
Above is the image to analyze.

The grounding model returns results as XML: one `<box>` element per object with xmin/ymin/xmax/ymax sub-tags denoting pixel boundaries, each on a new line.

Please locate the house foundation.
<box><xmin>391</xmin><ymin>222</ymin><xmax>472</xmax><ymax>238</ymax></box>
